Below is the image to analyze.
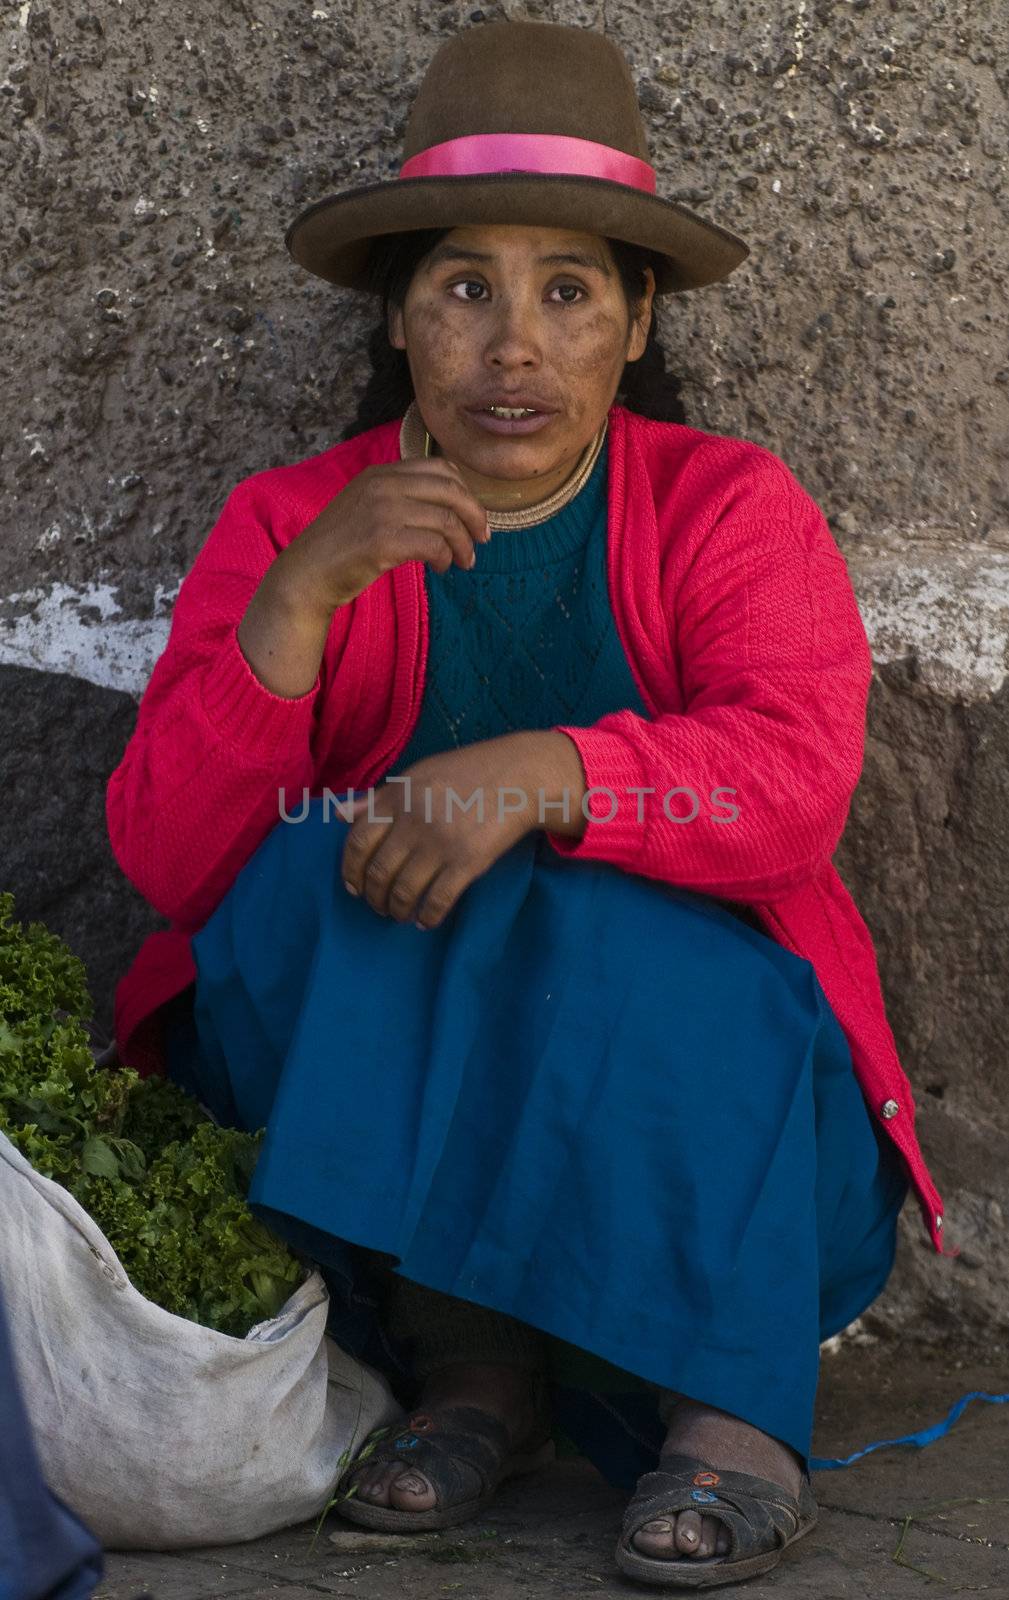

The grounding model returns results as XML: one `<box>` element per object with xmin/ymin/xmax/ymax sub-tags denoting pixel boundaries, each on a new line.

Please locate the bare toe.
<box><xmin>347</xmin><ymin>1462</ymin><xmax>403</xmax><ymax>1506</ymax></box>
<box><xmin>694</xmin><ymin>1513</ymin><xmax>724</xmax><ymax>1559</ymax></box>
<box><xmin>630</xmin><ymin>1509</ymin><xmax>731</xmax><ymax>1562</ymax></box>
<box><xmin>674</xmin><ymin>1508</ymin><xmax>705</xmax><ymax>1555</ymax></box>
<box><xmin>631</xmin><ymin>1517</ymin><xmax>677</xmax><ymax>1558</ymax></box>
<box><xmin>387</xmin><ymin>1469</ymin><xmax>437</xmax><ymax>1512</ymax></box>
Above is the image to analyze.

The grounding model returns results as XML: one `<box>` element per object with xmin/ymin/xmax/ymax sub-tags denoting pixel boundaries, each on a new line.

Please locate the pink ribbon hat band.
<box><xmin>399</xmin><ymin>131</ymin><xmax>657</xmax><ymax>194</ymax></box>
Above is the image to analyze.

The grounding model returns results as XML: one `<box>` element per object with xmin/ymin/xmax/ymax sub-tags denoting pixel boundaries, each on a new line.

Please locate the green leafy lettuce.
<box><xmin>0</xmin><ymin>891</ymin><xmax>304</xmax><ymax>1336</ymax></box>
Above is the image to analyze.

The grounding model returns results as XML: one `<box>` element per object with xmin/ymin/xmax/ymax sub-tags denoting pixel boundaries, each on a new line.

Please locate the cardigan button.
<box><xmin>881</xmin><ymin>1099</ymin><xmax>900</xmax><ymax>1119</ymax></box>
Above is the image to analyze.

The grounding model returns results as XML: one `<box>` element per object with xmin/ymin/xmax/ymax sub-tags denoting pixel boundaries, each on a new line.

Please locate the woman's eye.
<box><xmin>447</xmin><ymin>281</ymin><xmax>587</xmax><ymax>304</ymax></box>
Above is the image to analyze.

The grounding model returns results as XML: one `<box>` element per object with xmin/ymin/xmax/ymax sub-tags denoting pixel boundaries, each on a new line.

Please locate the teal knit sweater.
<box><xmin>388</xmin><ymin>438</ymin><xmax>648</xmax><ymax>775</ymax></box>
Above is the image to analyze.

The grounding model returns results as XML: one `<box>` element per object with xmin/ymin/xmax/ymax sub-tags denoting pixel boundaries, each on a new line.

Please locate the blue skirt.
<box><xmin>167</xmin><ymin>798</ymin><xmax>907</xmax><ymax>1492</ymax></box>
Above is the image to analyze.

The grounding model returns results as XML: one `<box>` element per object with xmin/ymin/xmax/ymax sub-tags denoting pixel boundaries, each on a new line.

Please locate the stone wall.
<box><xmin>1</xmin><ymin>0</ymin><xmax>1006</xmax><ymax>1346</ymax></box>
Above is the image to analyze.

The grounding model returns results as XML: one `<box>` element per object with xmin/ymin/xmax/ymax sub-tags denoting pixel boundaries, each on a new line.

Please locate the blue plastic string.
<box><xmin>810</xmin><ymin>1390</ymin><xmax>1009</xmax><ymax>1471</ymax></box>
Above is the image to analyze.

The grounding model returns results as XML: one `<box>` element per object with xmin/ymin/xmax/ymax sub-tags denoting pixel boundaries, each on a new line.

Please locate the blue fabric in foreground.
<box><xmin>166</xmin><ymin>797</ymin><xmax>910</xmax><ymax>1495</ymax></box>
<box><xmin>0</xmin><ymin>1282</ymin><xmax>103</xmax><ymax>1600</ymax></box>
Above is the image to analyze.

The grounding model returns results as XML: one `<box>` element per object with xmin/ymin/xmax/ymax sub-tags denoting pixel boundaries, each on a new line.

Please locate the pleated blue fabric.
<box><xmin>166</xmin><ymin>804</ymin><xmax>907</xmax><ymax>1490</ymax></box>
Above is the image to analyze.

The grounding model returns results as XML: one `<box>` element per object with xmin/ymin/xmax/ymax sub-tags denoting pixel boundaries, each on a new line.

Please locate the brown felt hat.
<box><xmin>284</xmin><ymin>20</ymin><xmax>749</xmax><ymax>295</ymax></box>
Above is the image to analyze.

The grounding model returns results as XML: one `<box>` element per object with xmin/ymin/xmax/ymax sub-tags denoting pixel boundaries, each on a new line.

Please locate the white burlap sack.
<box><xmin>0</xmin><ymin>1129</ymin><xmax>403</xmax><ymax>1550</ymax></box>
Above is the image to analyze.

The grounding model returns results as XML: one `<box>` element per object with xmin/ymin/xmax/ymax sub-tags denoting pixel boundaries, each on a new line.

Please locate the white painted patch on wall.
<box><xmin>2</xmin><ymin>530</ymin><xmax>1008</xmax><ymax>703</ymax></box>
<box><xmin>846</xmin><ymin>533</ymin><xmax>1009</xmax><ymax>700</ymax></box>
<box><xmin>0</xmin><ymin>581</ymin><xmax>176</xmax><ymax>699</ymax></box>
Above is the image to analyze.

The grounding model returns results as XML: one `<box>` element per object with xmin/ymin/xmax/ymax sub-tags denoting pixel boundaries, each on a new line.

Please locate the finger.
<box><xmin>360</xmin><ymin>835</ymin><xmax>420</xmax><ymax>918</ymax></box>
<box><xmin>404</xmin><ymin>499</ymin><xmax>485</xmax><ymax>570</ymax></box>
<box><xmin>442</xmin><ymin>463</ymin><xmax>493</xmax><ymax>546</ymax></box>
<box><xmin>341</xmin><ymin>815</ymin><xmax>395</xmax><ymax>902</ymax></box>
<box><xmin>384</xmin><ymin>856</ymin><xmax>444</xmax><ymax>925</ymax></box>
<box><xmin>397</xmin><ymin>525</ymin><xmax>471</xmax><ymax>576</ymax></box>
<box><xmin>398</xmin><ymin>474</ymin><xmax>491</xmax><ymax>551</ymax></box>
<box><xmin>393</xmin><ymin>459</ymin><xmax>489</xmax><ymax>537</ymax></box>
<box><xmin>412</xmin><ymin>865</ymin><xmax>469</xmax><ymax>931</ymax></box>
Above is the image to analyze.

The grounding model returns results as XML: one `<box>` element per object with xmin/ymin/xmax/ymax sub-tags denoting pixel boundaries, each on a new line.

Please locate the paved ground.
<box><xmin>96</xmin><ymin>1345</ymin><xmax>1008</xmax><ymax>1600</ymax></box>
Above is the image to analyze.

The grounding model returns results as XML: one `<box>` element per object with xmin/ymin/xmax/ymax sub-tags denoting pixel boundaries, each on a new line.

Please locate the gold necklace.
<box><xmin>398</xmin><ymin>401</ymin><xmax>607</xmax><ymax>530</ymax></box>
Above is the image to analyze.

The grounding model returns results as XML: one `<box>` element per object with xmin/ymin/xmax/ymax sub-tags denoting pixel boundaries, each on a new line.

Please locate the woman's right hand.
<box><xmin>280</xmin><ymin>457</ymin><xmax>492</xmax><ymax>616</ymax></box>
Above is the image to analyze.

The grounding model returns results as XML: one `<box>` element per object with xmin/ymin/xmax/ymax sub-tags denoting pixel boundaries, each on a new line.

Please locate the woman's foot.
<box><xmin>631</xmin><ymin>1397</ymin><xmax>805</xmax><ymax>1562</ymax></box>
<box><xmin>347</xmin><ymin>1361</ymin><xmax>544</xmax><ymax>1512</ymax></box>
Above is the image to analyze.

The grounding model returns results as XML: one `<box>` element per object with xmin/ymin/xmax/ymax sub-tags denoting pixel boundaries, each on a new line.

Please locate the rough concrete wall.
<box><xmin>1</xmin><ymin>1</ymin><xmax>1006</xmax><ymax>1342</ymax></box>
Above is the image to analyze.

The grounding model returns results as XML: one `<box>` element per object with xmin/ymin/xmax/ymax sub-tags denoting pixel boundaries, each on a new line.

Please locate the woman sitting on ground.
<box><xmin>106</xmin><ymin>20</ymin><xmax>943</xmax><ymax>1589</ymax></box>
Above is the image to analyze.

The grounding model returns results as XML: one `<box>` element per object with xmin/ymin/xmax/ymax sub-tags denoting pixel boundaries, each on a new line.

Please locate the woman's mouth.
<box><xmin>467</xmin><ymin>405</ymin><xmax>556</xmax><ymax>436</ymax></box>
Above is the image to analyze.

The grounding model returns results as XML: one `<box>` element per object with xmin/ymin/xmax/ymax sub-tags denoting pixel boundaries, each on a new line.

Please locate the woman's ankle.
<box><xmin>660</xmin><ymin>1397</ymin><xmax>804</xmax><ymax>1489</ymax></box>
<box><xmin>419</xmin><ymin>1361</ymin><xmax>546</xmax><ymax>1442</ymax></box>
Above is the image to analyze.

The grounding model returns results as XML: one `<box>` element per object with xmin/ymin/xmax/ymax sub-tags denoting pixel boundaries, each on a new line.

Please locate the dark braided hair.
<box><xmin>339</xmin><ymin>228</ymin><xmax>687</xmax><ymax>442</ymax></box>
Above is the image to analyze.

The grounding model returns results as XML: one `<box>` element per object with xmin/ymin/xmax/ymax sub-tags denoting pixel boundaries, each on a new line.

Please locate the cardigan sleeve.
<box><xmin>105</xmin><ymin>476</ymin><xmax>330</xmax><ymax>932</ymax></box>
<box><xmin>542</xmin><ymin>454</ymin><xmax>873</xmax><ymax>900</ymax></box>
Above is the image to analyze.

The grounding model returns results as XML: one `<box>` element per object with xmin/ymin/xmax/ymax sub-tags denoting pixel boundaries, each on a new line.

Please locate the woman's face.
<box><xmin>388</xmin><ymin>223</ymin><xmax>655</xmax><ymax>508</ymax></box>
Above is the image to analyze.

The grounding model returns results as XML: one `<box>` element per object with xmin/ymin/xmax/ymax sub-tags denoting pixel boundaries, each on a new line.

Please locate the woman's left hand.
<box><xmin>339</xmin><ymin>736</ymin><xmax>545</xmax><ymax>928</ymax></box>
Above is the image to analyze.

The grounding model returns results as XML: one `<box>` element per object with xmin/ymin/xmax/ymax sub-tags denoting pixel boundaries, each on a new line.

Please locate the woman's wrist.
<box><xmin>495</xmin><ymin>730</ymin><xmax>589</xmax><ymax>840</ymax></box>
<box><xmin>236</xmin><ymin>557</ymin><xmax>333</xmax><ymax>699</ymax></box>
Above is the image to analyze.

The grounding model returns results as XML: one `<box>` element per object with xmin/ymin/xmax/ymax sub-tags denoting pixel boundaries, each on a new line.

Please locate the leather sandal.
<box><xmin>615</xmin><ymin>1451</ymin><xmax>818</xmax><ymax>1589</ymax></box>
<box><xmin>335</xmin><ymin>1387</ymin><xmax>556</xmax><ymax>1532</ymax></box>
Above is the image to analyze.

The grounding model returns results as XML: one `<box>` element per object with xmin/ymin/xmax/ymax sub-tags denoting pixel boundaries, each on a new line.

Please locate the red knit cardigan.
<box><xmin>106</xmin><ymin>404</ymin><xmax>946</xmax><ymax>1252</ymax></box>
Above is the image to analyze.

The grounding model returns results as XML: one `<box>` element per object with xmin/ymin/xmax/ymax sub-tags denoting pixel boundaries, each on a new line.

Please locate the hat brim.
<box><xmin>284</xmin><ymin>172</ymin><xmax>748</xmax><ymax>294</ymax></box>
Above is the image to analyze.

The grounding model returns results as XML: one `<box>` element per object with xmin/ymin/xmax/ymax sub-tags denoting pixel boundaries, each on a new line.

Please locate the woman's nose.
<box><xmin>483</xmin><ymin>299</ymin><xmax>541</xmax><ymax>368</ymax></box>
